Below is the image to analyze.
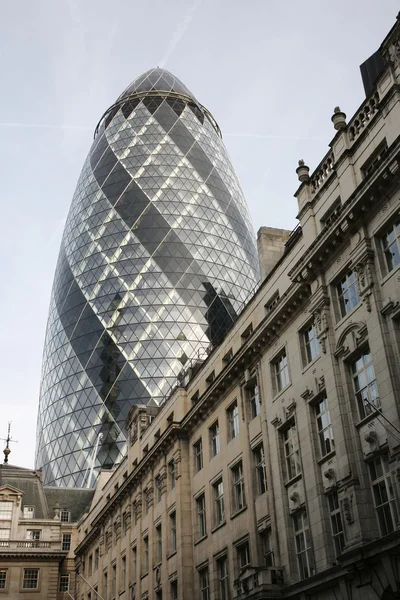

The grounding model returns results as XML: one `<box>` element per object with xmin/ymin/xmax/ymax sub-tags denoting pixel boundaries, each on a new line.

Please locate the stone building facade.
<box><xmin>0</xmin><ymin>464</ymin><xmax>94</xmax><ymax>598</ymax></box>
<box><xmin>72</xmin><ymin>13</ymin><xmax>400</xmax><ymax>600</ymax></box>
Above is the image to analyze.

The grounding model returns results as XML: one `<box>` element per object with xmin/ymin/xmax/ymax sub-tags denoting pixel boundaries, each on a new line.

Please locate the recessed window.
<box><xmin>62</xmin><ymin>533</ymin><xmax>72</xmax><ymax>552</ymax></box>
<box><xmin>22</xmin><ymin>505</ymin><xmax>34</xmax><ymax>519</ymax></box>
<box><xmin>236</xmin><ymin>541</ymin><xmax>250</xmax><ymax>570</ymax></box>
<box><xmin>216</xmin><ymin>555</ymin><xmax>229</xmax><ymax>600</ymax></box>
<box><xmin>351</xmin><ymin>352</ymin><xmax>379</xmax><ymax>419</ymax></box>
<box><xmin>302</xmin><ymin>323</ymin><xmax>320</xmax><ymax>365</ymax></box>
<box><xmin>132</xmin><ymin>546</ymin><xmax>137</xmax><ymax>577</ymax></box>
<box><xmin>22</xmin><ymin>568</ymin><xmax>39</xmax><ymax>589</ymax></box>
<box><xmin>209</xmin><ymin>420</ymin><xmax>220</xmax><ymax>457</ymax></box>
<box><xmin>283</xmin><ymin>424</ymin><xmax>301</xmax><ymax>480</ymax></box>
<box><xmin>273</xmin><ymin>350</ymin><xmax>290</xmax><ymax>393</ymax></box>
<box><xmin>227</xmin><ymin>400</ymin><xmax>239</xmax><ymax>440</ymax></box>
<box><xmin>222</xmin><ymin>348</ymin><xmax>233</xmax><ymax>364</ymax></box>
<box><xmin>170</xmin><ymin>511</ymin><xmax>177</xmax><ymax>553</ymax></box>
<box><xmin>292</xmin><ymin>512</ymin><xmax>313</xmax><ymax>579</ymax></box>
<box><xmin>103</xmin><ymin>572</ymin><xmax>108</xmax><ymax>598</ymax></box>
<box><xmin>0</xmin><ymin>502</ymin><xmax>12</xmax><ymax>521</ymax></box>
<box><xmin>259</xmin><ymin>530</ymin><xmax>273</xmax><ymax>567</ymax></box>
<box><xmin>156</xmin><ymin>524</ymin><xmax>162</xmax><ymax>564</ymax></box>
<box><xmin>265</xmin><ymin>291</ymin><xmax>280</xmax><ymax>313</ymax></box>
<box><xmin>327</xmin><ymin>492</ymin><xmax>345</xmax><ymax>556</ymax></box>
<box><xmin>382</xmin><ymin>220</ymin><xmax>400</xmax><ymax>273</ymax></box>
<box><xmin>231</xmin><ymin>460</ymin><xmax>246</xmax><ymax>512</ymax></box>
<box><xmin>26</xmin><ymin>530</ymin><xmax>41</xmax><ymax>542</ymax></box>
<box><xmin>315</xmin><ymin>398</ymin><xmax>335</xmax><ymax>457</ymax></box>
<box><xmin>241</xmin><ymin>324</ymin><xmax>253</xmax><ymax>343</ymax></box>
<box><xmin>369</xmin><ymin>453</ymin><xmax>398</xmax><ymax>536</ymax></box>
<box><xmin>0</xmin><ymin>570</ymin><xmax>7</xmax><ymax>590</ymax></box>
<box><xmin>59</xmin><ymin>574</ymin><xmax>70</xmax><ymax>592</ymax></box>
<box><xmin>206</xmin><ymin>371</ymin><xmax>215</xmax><ymax>386</ymax></box>
<box><xmin>60</xmin><ymin>509</ymin><xmax>71</xmax><ymax>523</ymax></box>
<box><xmin>169</xmin><ymin>460</ymin><xmax>176</xmax><ymax>489</ymax></box>
<box><xmin>95</xmin><ymin>548</ymin><xmax>99</xmax><ymax>570</ymax></box>
<box><xmin>336</xmin><ymin>270</ymin><xmax>359</xmax><ymax>318</ymax></box>
<box><xmin>170</xmin><ymin>579</ymin><xmax>178</xmax><ymax>600</ymax></box>
<box><xmin>143</xmin><ymin>536</ymin><xmax>149</xmax><ymax>574</ymax></box>
<box><xmin>196</xmin><ymin>494</ymin><xmax>207</xmax><ymax>539</ymax></box>
<box><xmin>199</xmin><ymin>567</ymin><xmax>210</xmax><ymax>600</ymax></box>
<box><xmin>253</xmin><ymin>445</ymin><xmax>267</xmax><ymax>495</ymax></box>
<box><xmin>194</xmin><ymin>438</ymin><xmax>203</xmax><ymax>472</ymax></box>
<box><xmin>111</xmin><ymin>564</ymin><xmax>116</xmax><ymax>598</ymax></box>
<box><xmin>212</xmin><ymin>478</ymin><xmax>225</xmax><ymax>527</ymax></box>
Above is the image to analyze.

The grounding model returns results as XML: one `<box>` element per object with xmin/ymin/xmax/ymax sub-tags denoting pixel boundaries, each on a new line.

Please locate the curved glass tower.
<box><xmin>36</xmin><ymin>68</ymin><xmax>260</xmax><ymax>486</ymax></box>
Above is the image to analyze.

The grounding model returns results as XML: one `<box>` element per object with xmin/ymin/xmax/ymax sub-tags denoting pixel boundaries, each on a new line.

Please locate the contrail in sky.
<box><xmin>0</xmin><ymin>122</ymin><xmax>92</xmax><ymax>131</ymax></box>
<box><xmin>158</xmin><ymin>0</ymin><xmax>201</xmax><ymax>67</ymax></box>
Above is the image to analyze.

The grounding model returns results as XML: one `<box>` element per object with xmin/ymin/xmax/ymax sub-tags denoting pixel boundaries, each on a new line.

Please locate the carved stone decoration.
<box><xmin>114</xmin><ymin>516</ymin><xmax>121</xmax><ymax>541</ymax></box>
<box><xmin>135</xmin><ymin>493</ymin><xmax>142</xmax><ymax>520</ymax></box>
<box><xmin>313</xmin><ymin>304</ymin><xmax>329</xmax><ymax>353</ymax></box>
<box><xmin>388</xmin><ymin>35</ymin><xmax>400</xmax><ymax>68</ymax></box>
<box><xmin>99</xmin><ymin>533</ymin><xmax>105</xmax><ymax>557</ymax></box>
<box><xmin>53</xmin><ymin>502</ymin><xmax>61</xmax><ymax>520</ymax></box>
<box><xmin>105</xmin><ymin>528</ymin><xmax>112</xmax><ymax>551</ymax></box>
<box><xmin>354</xmin><ymin>257</ymin><xmax>374</xmax><ymax>312</ymax></box>
<box><xmin>173</xmin><ymin>448</ymin><xmax>182</xmax><ymax>480</ymax></box>
<box><xmin>123</xmin><ymin>507</ymin><xmax>132</xmax><ymax>532</ymax></box>
<box><xmin>130</xmin><ymin>583</ymin><xmax>136</xmax><ymax>600</ymax></box>
<box><xmin>158</xmin><ymin>467</ymin><xmax>167</xmax><ymax>495</ymax></box>
<box><xmin>341</xmin><ymin>495</ymin><xmax>354</xmax><ymax>523</ymax></box>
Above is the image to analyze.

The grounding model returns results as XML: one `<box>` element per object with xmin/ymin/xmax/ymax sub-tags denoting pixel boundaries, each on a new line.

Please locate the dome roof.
<box><xmin>118</xmin><ymin>68</ymin><xmax>196</xmax><ymax>102</ymax></box>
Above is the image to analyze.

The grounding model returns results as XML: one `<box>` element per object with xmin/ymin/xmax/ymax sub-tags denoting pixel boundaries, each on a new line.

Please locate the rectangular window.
<box><xmin>253</xmin><ymin>445</ymin><xmax>267</xmax><ymax>495</ymax></box>
<box><xmin>284</xmin><ymin>424</ymin><xmax>301</xmax><ymax>480</ymax></box>
<box><xmin>328</xmin><ymin>492</ymin><xmax>345</xmax><ymax>556</ymax></box>
<box><xmin>59</xmin><ymin>574</ymin><xmax>70</xmax><ymax>592</ymax></box>
<box><xmin>210</xmin><ymin>421</ymin><xmax>220</xmax><ymax>457</ymax></box>
<box><xmin>88</xmin><ymin>554</ymin><xmax>93</xmax><ymax>576</ymax></box>
<box><xmin>26</xmin><ymin>530</ymin><xmax>41</xmax><ymax>541</ymax></box>
<box><xmin>213</xmin><ymin>478</ymin><xmax>225</xmax><ymax>527</ymax></box>
<box><xmin>273</xmin><ymin>351</ymin><xmax>290</xmax><ymax>392</ymax></box>
<box><xmin>111</xmin><ymin>564</ymin><xmax>116</xmax><ymax>598</ymax></box>
<box><xmin>143</xmin><ymin>536</ymin><xmax>149</xmax><ymax>573</ymax></box>
<box><xmin>103</xmin><ymin>572</ymin><xmax>108</xmax><ymax>598</ymax></box>
<box><xmin>292</xmin><ymin>512</ymin><xmax>313</xmax><ymax>579</ymax></box>
<box><xmin>194</xmin><ymin>439</ymin><xmax>203</xmax><ymax>472</ymax></box>
<box><xmin>236</xmin><ymin>541</ymin><xmax>250</xmax><ymax>570</ymax></box>
<box><xmin>196</xmin><ymin>494</ymin><xmax>206</xmax><ymax>539</ymax></box>
<box><xmin>156</xmin><ymin>591</ymin><xmax>163</xmax><ymax>600</ymax></box>
<box><xmin>382</xmin><ymin>220</ymin><xmax>400</xmax><ymax>273</ymax></box>
<box><xmin>22</xmin><ymin>505</ymin><xmax>34</xmax><ymax>519</ymax></box>
<box><xmin>351</xmin><ymin>352</ymin><xmax>379</xmax><ymax>419</ymax></box>
<box><xmin>156</xmin><ymin>524</ymin><xmax>162</xmax><ymax>564</ymax></box>
<box><xmin>132</xmin><ymin>546</ymin><xmax>137</xmax><ymax>578</ymax></box>
<box><xmin>302</xmin><ymin>323</ymin><xmax>320</xmax><ymax>364</ymax></box>
<box><xmin>369</xmin><ymin>453</ymin><xmax>398</xmax><ymax>536</ymax></box>
<box><xmin>337</xmin><ymin>270</ymin><xmax>359</xmax><ymax>317</ymax></box>
<box><xmin>232</xmin><ymin>460</ymin><xmax>246</xmax><ymax>512</ymax></box>
<box><xmin>227</xmin><ymin>400</ymin><xmax>239</xmax><ymax>440</ymax></box>
<box><xmin>170</xmin><ymin>512</ymin><xmax>177</xmax><ymax>553</ymax></box>
<box><xmin>216</xmin><ymin>555</ymin><xmax>229</xmax><ymax>600</ymax></box>
<box><xmin>169</xmin><ymin>460</ymin><xmax>176</xmax><ymax>489</ymax></box>
<box><xmin>199</xmin><ymin>567</ymin><xmax>210</xmax><ymax>600</ymax></box>
<box><xmin>0</xmin><ymin>502</ymin><xmax>13</xmax><ymax>520</ymax></box>
<box><xmin>94</xmin><ymin>548</ymin><xmax>99</xmax><ymax>571</ymax></box>
<box><xmin>170</xmin><ymin>579</ymin><xmax>178</xmax><ymax>600</ymax></box>
<box><xmin>60</xmin><ymin>509</ymin><xmax>71</xmax><ymax>523</ymax></box>
<box><xmin>155</xmin><ymin>475</ymin><xmax>162</xmax><ymax>503</ymax></box>
<box><xmin>22</xmin><ymin>568</ymin><xmax>39</xmax><ymax>589</ymax></box>
<box><xmin>315</xmin><ymin>398</ymin><xmax>335</xmax><ymax>456</ymax></box>
<box><xmin>0</xmin><ymin>570</ymin><xmax>7</xmax><ymax>590</ymax></box>
<box><xmin>121</xmin><ymin>556</ymin><xmax>126</xmax><ymax>591</ymax></box>
<box><xmin>62</xmin><ymin>533</ymin><xmax>72</xmax><ymax>552</ymax></box>
<box><xmin>0</xmin><ymin>529</ymin><xmax>10</xmax><ymax>540</ymax></box>
<box><xmin>260</xmin><ymin>530</ymin><xmax>273</xmax><ymax>567</ymax></box>
<box><xmin>246</xmin><ymin>378</ymin><xmax>261</xmax><ymax>419</ymax></box>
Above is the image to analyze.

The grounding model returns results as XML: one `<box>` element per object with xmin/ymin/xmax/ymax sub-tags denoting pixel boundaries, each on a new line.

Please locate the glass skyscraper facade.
<box><xmin>35</xmin><ymin>68</ymin><xmax>260</xmax><ymax>487</ymax></box>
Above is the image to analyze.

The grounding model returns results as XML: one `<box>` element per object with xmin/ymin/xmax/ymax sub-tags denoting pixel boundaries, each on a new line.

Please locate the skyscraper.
<box><xmin>35</xmin><ymin>68</ymin><xmax>260</xmax><ymax>487</ymax></box>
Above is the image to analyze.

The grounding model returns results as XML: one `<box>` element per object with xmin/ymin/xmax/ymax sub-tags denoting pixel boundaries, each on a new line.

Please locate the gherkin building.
<box><xmin>35</xmin><ymin>68</ymin><xmax>260</xmax><ymax>487</ymax></box>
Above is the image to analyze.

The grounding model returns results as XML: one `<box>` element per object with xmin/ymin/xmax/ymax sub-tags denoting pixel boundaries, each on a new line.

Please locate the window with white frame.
<box><xmin>0</xmin><ymin>502</ymin><xmax>12</xmax><ymax>520</ymax></box>
<box><xmin>170</xmin><ymin>511</ymin><xmax>177</xmax><ymax>553</ymax></box>
<box><xmin>60</xmin><ymin>509</ymin><xmax>71</xmax><ymax>523</ymax></box>
<box><xmin>259</xmin><ymin>529</ymin><xmax>273</xmax><ymax>567</ymax></box>
<box><xmin>59</xmin><ymin>574</ymin><xmax>70</xmax><ymax>592</ymax></box>
<box><xmin>368</xmin><ymin>453</ymin><xmax>398</xmax><ymax>536</ymax></box>
<box><xmin>26</xmin><ymin>530</ymin><xmax>41</xmax><ymax>542</ymax></box>
<box><xmin>216</xmin><ymin>555</ymin><xmax>229</xmax><ymax>600</ymax></box>
<box><xmin>0</xmin><ymin>529</ymin><xmax>10</xmax><ymax>540</ymax></box>
<box><xmin>273</xmin><ymin>350</ymin><xmax>290</xmax><ymax>393</ymax></box>
<box><xmin>196</xmin><ymin>494</ymin><xmax>206</xmax><ymax>539</ymax></box>
<box><xmin>246</xmin><ymin>376</ymin><xmax>261</xmax><ymax>419</ymax></box>
<box><xmin>210</xmin><ymin>421</ymin><xmax>220</xmax><ymax>457</ymax></box>
<box><xmin>327</xmin><ymin>492</ymin><xmax>345</xmax><ymax>556</ymax></box>
<box><xmin>212</xmin><ymin>478</ymin><xmax>225</xmax><ymax>527</ymax></box>
<box><xmin>62</xmin><ymin>533</ymin><xmax>71</xmax><ymax>551</ymax></box>
<box><xmin>199</xmin><ymin>567</ymin><xmax>210</xmax><ymax>600</ymax></box>
<box><xmin>23</xmin><ymin>505</ymin><xmax>34</xmax><ymax>519</ymax></box>
<box><xmin>22</xmin><ymin>568</ymin><xmax>39</xmax><ymax>589</ymax></box>
<box><xmin>302</xmin><ymin>323</ymin><xmax>320</xmax><ymax>365</ymax></box>
<box><xmin>156</xmin><ymin>524</ymin><xmax>162</xmax><ymax>564</ymax></box>
<box><xmin>169</xmin><ymin>460</ymin><xmax>176</xmax><ymax>489</ymax></box>
<box><xmin>351</xmin><ymin>352</ymin><xmax>380</xmax><ymax>419</ymax></box>
<box><xmin>382</xmin><ymin>220</ymin><xmax>400</xmax><ymax>273</ymax></box>
<box><xmin>236</xmin><ymin>540</ymin><xmax>250</xmax><ymax>571</ymax></box>
<box><xmin>315</xmin><ymin>398</ymin><xmax>335</xmax><ymax>457</ymax></box>
<box><xmin>283</xmin><ymin>424</ymin><xmax>301</xmax><ymax>480</ymax></box>
<box><xmin>253</xmin><ymin>444</ymin><xmax>267</xmax><ymax>495</ymax></box>
<box><xmin>194</xmin><ymin>438</ymin><xmax>203</xmax><ymax>472</ymax></box>
<box><xmin>336</xmin><ymin>270</ymin><xmax>359</xmax><ymax>318</ymax></box>
<box><xmin>0</xmin><ymin>569</ymin><xmax>7</xmax><ymax>590</ymax></box>
<box><xmin>292</xmin><ymin>511</ymin><xmax>313</xmax><ymax>579</ymax></box>
<box><xmin>232</xmin><ymin>460</ymin><xmax>246</xmax><ymax>512</ymax></box>
<box><xmin>227</xmin><ymin>400</ymin><xmax>239</xmax><ymax>440</ymax></box>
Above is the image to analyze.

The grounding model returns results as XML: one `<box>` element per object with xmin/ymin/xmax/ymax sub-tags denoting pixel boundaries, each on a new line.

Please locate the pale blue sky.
<box><xmin>1</xmin><ymin>0</ymin><xmax>398</xmax><ymax>468</ymax></box>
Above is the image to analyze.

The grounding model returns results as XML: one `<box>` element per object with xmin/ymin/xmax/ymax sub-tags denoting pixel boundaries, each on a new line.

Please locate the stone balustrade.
<box><xmin>0</xmin><ymin>540</ymin><xmax>63</xmax><ymax>551</ymax></box>
<box><xmin>310</xmin><ymin>150</ymin><xmax>335</xmax><ymax>193</ymax></box>
<box><xmin>348</xmin><ymin>91</ymin><xmax>380</xmax><ymax>142</ymax></box>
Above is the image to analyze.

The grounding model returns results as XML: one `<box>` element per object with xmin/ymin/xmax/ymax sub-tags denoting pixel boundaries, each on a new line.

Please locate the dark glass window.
<box><xmin>336</xmin><ymin>271</ymin><xmax>359</xmax><ymax>317</ymax></box>
<box><xmin>382</xmin><ymin>221</ymin><xmax>400</xmax><ymax>272</ymax></box>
